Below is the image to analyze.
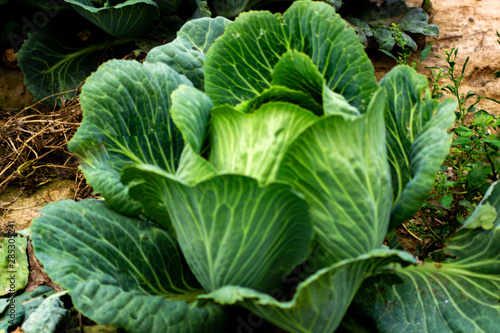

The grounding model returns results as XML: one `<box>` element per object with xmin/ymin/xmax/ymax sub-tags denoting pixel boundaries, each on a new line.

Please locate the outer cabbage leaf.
<box><xmin>380</xmin><ymin>66</ymin><xmax>456</xmax><ymax>229</ymax></box>
<box><xmin>122</xmin><ymin>165</ymin><xmax>313</xmax><ymax>293</ymax></box>
<box><xmin>21</xmin><ymin>293</ymin><xmax>69</xmax><ymax>333</ymax></box>
<box><xmin>209</xmin><ymin>102</ymin><xmax>317</xmax><ymax>184</ymax></box>
<box><xmin>31</xmin><ymin>199</ymin><xmax>225</xmax><ymax>333</ymax></box>
<box><xmin>277</xmin><ymin>89</ymin><xmax>391</xmax><ymax>265</ymax></box>
<box><xmin>0</xmin><ymin>286</ymin><xmax>55</xmax><ymax>332</ymax></box>
<box><xmin>153</xmin><ymin>0</ymin><xmax>184</xmax><ymax>15</ymax></box>
<box><xmin>348</xmin><ymin>181</ymin><xmax>500</xmax><ymax>333</ymax></box>
<box><xmin>0</xmin><ymin>236</ymin><xmax>28</xmax><ymax>295</ymax></box>
<box><xmin>201</xmin><ymin>248</ymin><xmax>416</xmax><ymax>333</ymax></box>
<box><xmin>16</xmin><ymin>23</ymin><xmax>104</xmax><ymax>106</ymax></box>
<box><xmin>207</xmin><ymin>0</ymin><xmax>249</xmax><ymax>17</ymax></box>
<box><xmin>68</xmin><ymin>59</ymin><xmax>189</xmax><ymax>216</ymax></box>
<box><xmin>145</xmin><ymin>17</ymin><xmax>230</xmax><ymax>90</ymax></box>
<box><xmin>205</xmin><ymin>0</ymin><xmax>378</xmax><ymax>111</ymax></box>
<box><xmin>65</xmin><ymin>0</ymin><xmax>160</xmax><ymax>38</ymax></box>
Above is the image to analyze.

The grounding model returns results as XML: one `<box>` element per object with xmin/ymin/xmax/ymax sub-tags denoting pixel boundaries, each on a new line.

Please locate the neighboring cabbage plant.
<box><xmin>29</xmin><ymin>2</ymin><xmax>500</xmax><ymax>332</ymax></box>
<box><xmin>340</xmin><ymin>0</ymin><xmax>439</xmax><ymax>50</ymax></box>
<box><xmin>9</xmin><ymin>0</ymin><xmax>437</xmax><ymax>107</ymax></box>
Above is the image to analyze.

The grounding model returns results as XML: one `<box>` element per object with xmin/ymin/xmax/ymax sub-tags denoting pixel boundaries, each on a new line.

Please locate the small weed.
<box><xmin>417</xmin><ymin>48</ymin><xmax>500</xmax><ymax>248</ymax></box>
<box><xmin>379</xmin><ymin>23</ymin><xmax>433</xmax><ymax>69</ymax></box>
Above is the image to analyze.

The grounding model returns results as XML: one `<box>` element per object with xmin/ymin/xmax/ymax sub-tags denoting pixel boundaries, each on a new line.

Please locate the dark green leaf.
<box><xmin>65</xmin><ymin>0</ymin><xmax>159</xmax><ymax>38</ymax></box>
<box><xmin>68</xmin><ymin>60</ymin><xmax>189</xmax><ymax>215</ymax></box>
<box><xmin>467</xmin><ymin>167</ymin><xmax>486</xmax><ymax>189</ymax></box>
<box><xmin>420</xmin><ymin>44</ymin><xmax>432</xmax><ymax>62</ymax></box>
<box><xmin>0</xmin><ymin>286</ymin><xmax>55</xmax><ymax>332</ymax></box>
<box><xmin>485</xmin><ymin>139</ymin><xmax>500</xmax><ymax>150</ymax></box>
<box><xmin>440</xmin><ymin>194</ymin><xmax>453</xmax><ymax>209</ymax></box>
<box><xmin>208</xmin><ymin>0</ymin><xmax>249</xmax><ymax>17</ymax></box>
<box><xmin>145</xmin><ymin>17</ymin><xmax>230</xmax><ymax>90</ymax></box>
<box><xmin>452</xmin><ymin>137</ymin><xmax>472</xmax><ymax>146</ymax></box>
<box><xmin>455</xmin><ymin>125</ymin><xmax>474</xmax><ymax>137</ymax></box>
<box><xmin>16</xmin><ymin>23</ymin><xmax>104</xmax><ymax>106</ymax></box>
<box><xmin>398</xmin><ymin>7</ymin><xmax>439</xmax><ymax>36</ymax></box>
<box><xmin>153</xmin><ymin>0</ymin><xmax>186</xmax><ymax>15</ymax></box>
<box><xmin>31</xmin><ymin>199</ymin><xmax>225</xmax><ymax>333</ymax></box>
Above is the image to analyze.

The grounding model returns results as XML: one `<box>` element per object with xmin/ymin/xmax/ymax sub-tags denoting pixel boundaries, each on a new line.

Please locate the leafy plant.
<box><xmin>379</xmin><ymin>23</ymin><xmax>433</xmax><ymax>69</ymax></box>
<box><xmin>3</xmin><ymin>0</ymin><xmax>282</xmax><ymax>107</ymax></box>
<box><xmin>27</xmin><ymin>2</ymin><xmax>500</xmax><ymax>332</ymax></box>
<box><xmin>415</xmin><ymin>48</ymin><xmax>500</xmax><ymax>245</ymax></box>
<box><xmin>341</xmin><ymin>0</ymin><xmax>438</xmax><ymax>51</ymax></box>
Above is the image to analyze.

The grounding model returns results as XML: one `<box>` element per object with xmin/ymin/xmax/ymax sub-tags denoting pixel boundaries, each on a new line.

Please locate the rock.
<box><xmin>0</xmin><ymin>65</ymin><xmax>34</xmax><ymax>110</ymax></box>
<box><xmin>0</xmin><ymin>179</ymin><xmax>75</xmax><ymax>232</ymax></box>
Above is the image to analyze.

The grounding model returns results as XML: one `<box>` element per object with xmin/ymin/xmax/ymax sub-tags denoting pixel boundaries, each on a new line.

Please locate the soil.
<box><xmin>373</xmin><ymin>0</ymin><xmax>500</xmax><ymax>115</ymax></box>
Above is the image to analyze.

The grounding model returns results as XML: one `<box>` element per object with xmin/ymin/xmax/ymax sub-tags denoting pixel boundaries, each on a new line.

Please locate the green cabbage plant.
<box><xmin>30</xmin><ymin>1</ymin><xmax>500</xmax><ymax>332</ymax></box>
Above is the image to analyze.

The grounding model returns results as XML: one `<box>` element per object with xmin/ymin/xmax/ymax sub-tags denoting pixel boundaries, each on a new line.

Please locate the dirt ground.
<box><xmin>374</xmin><ymin>0</ymin><xmax>500</xmax><ymax>114</ymax></box>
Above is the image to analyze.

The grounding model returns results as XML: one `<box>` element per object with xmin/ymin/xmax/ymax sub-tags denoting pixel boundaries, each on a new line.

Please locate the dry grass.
<box><xmin>0</xmin><ymin>95</ymin><xmax>92</xmax><ymax>200</ymax></box>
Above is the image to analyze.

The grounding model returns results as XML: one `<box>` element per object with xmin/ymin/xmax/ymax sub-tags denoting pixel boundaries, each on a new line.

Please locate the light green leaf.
<box><xmin>175</xmin><ymin>145</ymin><xmax>217</xmax><ymax>186</ymax></box>
<box><xmin>68</xmin><ymin>59</ymin><xmax>189</xmax><ymax>215</ymax></box>
<box><xmin>122</xmin><ymin>165</ymin><xmax>313</xmax><ymax>293</ymax></box>
<box><xmin>31</xmin><ymin>199</ymin><xmax>225</xmax><ymax>333</ymax></box>
<box><xmin>277</xmin><ymin>89</ymin><xmax>391</xmax><ymax>265</ymax></box>
<box><xmin>21</xmin><ymin>293</ymin><xmax>69</xmax><ymax>333</ymax></box>
<box><xmin>380</xmin><ymin>66</ymin><xmax>456</xmax><ymax>229</ymax></box>
<box><xmin>322</xmin><ymin>87</ymin><xmax>362</xmax><ymax>119</ymax></box>
<box><xmin>16</xmin><ymin>23</ymin><xmax>105</xmax><ymax>106</ymax></box>
<box><xmin>271</xmin><ymin>50</ymin><xmax>361</xmax><ymax>118</ymax></box>
<box><xmin>349</xmin><ymin>183</ymin><xmax>500</xmax><ymax>332</ymax></box>
<box><xmin>201</xmin><ymin>248</ymin><xmax>416</xmax><ymax>333</ymax></box>
<box><xmin>205</xmin><ymin>0</ymin><xmax>378</xmax><ymax>111</ymax></box>
<box><xmin>271</xmin><ymin>50</ymin><xmax>325</xmax><ymax>104</ymax></box>
<box><xmin>170</xmin><ymin>85</ymin><xmax>213</xmax><ymax>153</ymax></box>
<box><xmin>145</xmin><ymin>17</ymin><xmax>230</xmax><ymax>90</ymax></box>
<box><xmin>0</xmin><ymin>236</ymin><xmax>28</xmax><ymax>296</ymax></box>
<box><xmin>210</xmin><ymin>102</ymin><xmax>318</xmax><ymax>184</ymax></box>
<box><xmin>65</xmin><ymin>0</ymin><xmax>160</xmax><ymax>38</ymax></box>
<box><xmin>235</xmin><ymin>86</ymin><xmax>323</xmax><ymax>115</ymax></box>
<box><xmin>0</xmin><ymin>286</ymin><xmax>55</xmax><ymax>332</ymax></box>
